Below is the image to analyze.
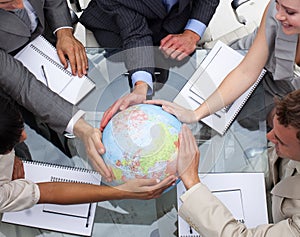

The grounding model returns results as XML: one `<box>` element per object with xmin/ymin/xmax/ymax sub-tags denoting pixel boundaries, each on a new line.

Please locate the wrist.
<box><xmin>73</xmin><ymin>118</ymin><xmax>90</xmax><ymax>138</ymax></box>
<box><xmin>182</xmin><ymin>175</ymin><xmax>200</xmax><ymax>190</ymax></box>
<box><xmin>134</xmin><ymin>81</ymin><xmax>148</xmax><ymax>96</ymax></box>
<box><xmin>55</xmin><ymin>28</ymin><xmax>73</xmax><ymax>39</ymax></box>
<box><xmin>184</xmin><ymin>29</ymin><xmax>200</xmax><ymax>44</ymax></box>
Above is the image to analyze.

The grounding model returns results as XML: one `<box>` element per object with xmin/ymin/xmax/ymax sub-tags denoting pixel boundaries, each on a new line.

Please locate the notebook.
<box><xmin>2</xmin><ymin>161</ymin><xmax>102</xmax><ymax>236</ymax></box>
<box><xmin>177</xmin><ymin>173</ymin><xmax>268</xmax><ymax>237</ymax></box>
<box><xmin>173</xmin><ymin>41</ymin><xmax>266</xmax><ymax>135</ymax></box>
<box><xmin>14</xmin><ymin>35</ymin><xmax>95</xmax><ymax>105</ymax></box>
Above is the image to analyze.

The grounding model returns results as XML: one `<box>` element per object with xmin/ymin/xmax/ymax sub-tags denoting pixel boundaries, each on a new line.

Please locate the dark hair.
<box><xmin>0</xmin><ymin>95</ymin><xmax>24</xmax><ymax>154</ymax></box>
<box><xmin>275</xmin><ymin>89</ymin><xmax>300</xmax><ymax>141</ymax></box>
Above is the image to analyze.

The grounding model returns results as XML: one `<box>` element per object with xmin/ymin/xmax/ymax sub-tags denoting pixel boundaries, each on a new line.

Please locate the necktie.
<box><xmin>162</xmin><ymin>0</ymin><xmax>177</xmax><ymax>12</ymax></box>
<box><xmin>14</xmin><ymin>8</ymin><xmax>31</xmax><ymax>31</ymax></box>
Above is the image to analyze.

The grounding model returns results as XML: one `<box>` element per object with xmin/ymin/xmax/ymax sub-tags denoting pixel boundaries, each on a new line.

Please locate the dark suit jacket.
<box><xmin>0</xmin><ymin>0</ymin><xmax>77</xmax><ymax>133</ymax></box>
<box><xmin>80</xmin><ymin>0</ymin><xmax>219</xmax><ymax>76</ymax></box>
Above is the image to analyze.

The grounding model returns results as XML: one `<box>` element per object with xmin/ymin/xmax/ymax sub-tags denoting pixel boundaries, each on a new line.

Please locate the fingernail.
<box><xmin>156</xmin><ymin>179</ymin><xmax>160</xmax><ymax>183</ymax></box>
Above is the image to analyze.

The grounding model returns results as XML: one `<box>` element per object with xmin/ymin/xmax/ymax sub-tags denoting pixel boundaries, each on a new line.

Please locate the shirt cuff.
<box><xmin>180</xmin><ymin>182</ymin><xmax>202</xmax><ymax>202</ymax></box>
<box><xmin>131</xmin><ymin>71</ymin><xmax>153</xmax><ymax>95</ymax></box>
<box><xmin>53</xmin><ymin>26</ymin><xmax>73</xmax><ymax>35</ymax></box>
<box><xmin>184</xmin><ymin>19</ymin><xmax>206</xmax><ymax>38</ymax></box>
<box><xmin>65</xmin><ymin>110</ymin><xmax>85</xmax><ymax>134</ymax></box>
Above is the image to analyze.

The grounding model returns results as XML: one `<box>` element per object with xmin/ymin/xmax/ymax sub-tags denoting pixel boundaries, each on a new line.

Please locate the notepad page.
<box><xmin>174</xmin><ymin>41</ymin><xmax>265</xmax><ymax>135</ymax></box>
<box><xmin>14</xmin><ymin>36</ymin><xmax>95</xmax><ymax>105</ymax></box>
<box><xmin>2</xmin><ymin>161</ymin><xmax>101</xmax><ymax>236</ymax></box>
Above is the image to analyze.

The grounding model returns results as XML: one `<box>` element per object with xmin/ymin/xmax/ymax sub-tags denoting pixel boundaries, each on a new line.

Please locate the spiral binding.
<box><xmin>50</xmin><ymin>176</ymin><xmax>94</xmax><ymax>184</ymax></box>
<box><xmin>30</xmin><ymin>44</ymin><xmax>73</xmax><ymax>77</ymax></box>
<box><xmin>222</xmin><ymin>68</ymin><xmax>266</xmax><ymax>134</ymax></box>
<box><xmin>23</xmin><ymin>160</ymin><xmax>98</xmax><ymax>174</ymax></box>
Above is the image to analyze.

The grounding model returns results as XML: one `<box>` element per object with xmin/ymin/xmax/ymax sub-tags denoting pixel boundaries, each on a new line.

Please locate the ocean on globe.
<box><xmin>102</xmin><ymin>104</ymin><xmax>182</xmax><ymax>186</ymax></box>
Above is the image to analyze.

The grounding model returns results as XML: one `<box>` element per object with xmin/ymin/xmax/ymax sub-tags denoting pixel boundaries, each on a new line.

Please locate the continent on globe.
<box><xmin>102</xmin><ymin>104</ymin><xmax>182</xmax><ymax>186</ymax></box>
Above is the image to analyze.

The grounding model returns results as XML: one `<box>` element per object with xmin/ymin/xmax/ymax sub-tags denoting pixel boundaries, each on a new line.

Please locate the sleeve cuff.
<box><xmin>53</xmin><ymin>26</ymin><xmax>73</xmax><ymax>35</ymax></box>
<box><xmin>131</xmin><ymin>71</ymin><xmax>153</xmax><ymax>95</ymax></box>
<box><xmin>65</xmin><ymin>110</ymin><xmax>85</xmax><ymax>134</ymax></box>
<box><xmin>184</xmin><ymin>19</ymin><xmax>206</xmax><ymax>38</ymax></box>
<box><xmin>180</xmin><ymin>182</ymin><xmax>202</xmax><ymax>202</ymax></box>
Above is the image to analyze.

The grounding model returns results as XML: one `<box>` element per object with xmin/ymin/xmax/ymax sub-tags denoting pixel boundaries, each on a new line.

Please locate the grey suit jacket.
<box><xmin>80</xmin><ymin>0</ymin><xmax>219</xmax><ymax>75</ymax></box>
<box><xmin>0</xmin><ymin>0</ymin><xmax>77</xmax><ymax>133</ymax></box>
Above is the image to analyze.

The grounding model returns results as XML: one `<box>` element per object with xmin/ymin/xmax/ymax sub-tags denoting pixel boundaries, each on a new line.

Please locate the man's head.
<box><xmin>0</xmin><ymin>95</ymin><xmax>25</xmax><ymax>154</ymax></box>
<box><xmin>267</xmin><ymin>89</ymin><xmax>300</xmax><ymax>161</ymax></box>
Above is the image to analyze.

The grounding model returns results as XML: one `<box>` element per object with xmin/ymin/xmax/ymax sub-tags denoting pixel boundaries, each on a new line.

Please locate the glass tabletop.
<box><xmin>72</xmin><ymin>47</ymin><xmax>268</xmax><ymax>236</ymax></box>
<box><xmin>76</xmin><ymin>47</ymin><xmax>268</xmax><ymax>174</ymax></box>
<box><xmin>0</xmin><ymin>47</ymin><xmax>268</xmax><ymax>237</ymax></box>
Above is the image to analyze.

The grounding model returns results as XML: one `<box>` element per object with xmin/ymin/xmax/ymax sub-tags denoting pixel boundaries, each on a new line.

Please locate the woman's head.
<box><xmin>275</xmin><ymin>0</ymin><xmax>300</xmax><ymax>35</ymax></box>
<box><xmin>0</xmin><ymin>95</ymin><xmax>24</xmax><ymax>154</ymax></box>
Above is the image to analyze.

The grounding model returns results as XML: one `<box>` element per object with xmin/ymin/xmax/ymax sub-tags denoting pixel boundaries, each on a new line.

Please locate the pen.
<box><xmin>41</xmin><ymin>65</ymin><xmax>49</xmax><ymax>88</ymax></box>
<box><xmin>85</xmin><ymin>203</ymin><xmax>92</xmax><ymax>228</ymax></box>
<box><xmin>189</xmin><ymin>225</ymin><xmax>193</xmax><ymax>234</ymax></box>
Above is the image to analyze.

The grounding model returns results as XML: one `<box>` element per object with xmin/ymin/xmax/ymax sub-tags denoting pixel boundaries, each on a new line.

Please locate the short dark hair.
<box><xmin>275</xmin><ymin>89</ymin><xmax>300</xmax><ymax>141</ymax></box>
<box><xmin>0</xmin><ymin>95</ymin><xmax>24</xmax><ymax>154</ymax></box>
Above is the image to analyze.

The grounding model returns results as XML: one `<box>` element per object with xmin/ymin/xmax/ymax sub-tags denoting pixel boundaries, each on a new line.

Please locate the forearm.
<box><xmin>194</xmin><ymin>65</ymin><xmax>256</xmax><ymax>120</ymax></box>
<box><xmin>37</xmin><ymin>182</ymin><xmax>138</xmax><ymax>204</ymax></box>
<box><xmin>43</xmin><ymin>0</ymin><xmax>72</xmax><ymax>31</ymax></box>
<box><xmin>0</xmin><ymin>50</ymin><xmax>75</xmax><ymax>133</ymax></box>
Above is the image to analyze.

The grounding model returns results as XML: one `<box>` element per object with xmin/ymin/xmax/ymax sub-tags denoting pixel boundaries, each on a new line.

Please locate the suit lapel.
<box><xmin>177</xmin><ymin>0</ymin><xmax>189</xmax><ymax>13</ymax></box>
<box><xmin>143</xmin><ymin>0</ymin><xmax>167</xmax><ymax>18</ymax></box>
<box><xmin>28</xmin><ymin>0</ymin><xmax>44</xmax><ymax>31</ymax></box>
<box><xmin>0</xmin><ymin>9</ymin><xmax>31</xmax><ymax>37</ymax></box>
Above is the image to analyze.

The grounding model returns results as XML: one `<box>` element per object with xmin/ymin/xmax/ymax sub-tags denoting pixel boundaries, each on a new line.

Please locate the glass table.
<box><xmin>0</xmin><ymin>48</ymin><xmax>269</xmax><ymax>237</ymax></box>
<box><xmin>75</xmin><ymin>47</ymin><xmax>269</xmax><ymax>236</ymax></box>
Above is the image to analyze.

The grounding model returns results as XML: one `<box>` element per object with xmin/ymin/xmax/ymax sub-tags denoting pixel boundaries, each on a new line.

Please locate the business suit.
<box><xmin>178</xmin><ymin>145</ymin><xmax>300</xmax><ymax>237</ymax></box>
<box><xmin>0</xmin><ymin>0</ymin><xmax>72</xmax><ymax>53</ymax></box>
<box><xmin>80</xmin><ymin>0</ymin><xmax>219</xmax><ymax>76</ymax></box>
<box><xmin>0</xmin><ymin>0</ymin><xmax>77</xmax><ymax>152</ymax></box>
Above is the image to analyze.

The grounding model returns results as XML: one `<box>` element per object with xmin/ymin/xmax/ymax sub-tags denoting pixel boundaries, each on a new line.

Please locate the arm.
<box><xmin>37</xmin><ymin>175</ymin><xmax>176</xmax><ymax>204</ymax></box>
<box><xmin>193</xmin><ymin>3</ymin><xmax>270</xmax><ymax>121</ymax></box>
<box><xmin>0</xmin><ymin>50</ymin><xmax>111</xmax><ymax>178</ymax></box>
<box><xmin>176</xmin><ymin>125</ymin><xmax>298</xmax><ymax>237</ymax></box>
<box><xmin>44</xmin><ymin>0</ymin><xmax>88</xmax><ymax>77</ymax></box>
<box><xmin>0</xmin><ymin>151</ymin><xmax>39</xmax><ymax>213</ymax></box>
<box><xmin>160</xmin><ymin>0</ymin><xmax>220</xmax><ymax>60</ymax></box>
<box><xmin>179</xmin><ymin>183</ymin><xmax>299</xmax><ymax>237</ymax></box>
<box><xmin>149</xmin><ymin>2</ymin><xmax>271</xmax><ymax>123</ymax></box>
<box><xmin>0</xmin><ymin>49</ymin><xmax>75</xmax><ymax>133</ymax></box>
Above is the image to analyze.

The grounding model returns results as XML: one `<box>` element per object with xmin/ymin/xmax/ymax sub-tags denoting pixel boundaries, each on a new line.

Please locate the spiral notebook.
<box><xmin>2</xmin><ymin>161</ymin><xmax>102</xmax><ymax>236</ymax></box>
<box><xmin>14</xmin><ymin>35</ymin><xmax>95</xmax><ymax>105</ymax></box>
<box><xmin>173</xmin><ymin>41</ymin><xmax>266</xmax><ymax>135</ymax></box>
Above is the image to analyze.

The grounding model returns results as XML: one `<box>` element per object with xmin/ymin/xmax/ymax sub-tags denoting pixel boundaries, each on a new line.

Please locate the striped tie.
<box><xmin>162</xmin><ymin>0</ymin><xmax>177</xmax><ymax>12</ymax></box>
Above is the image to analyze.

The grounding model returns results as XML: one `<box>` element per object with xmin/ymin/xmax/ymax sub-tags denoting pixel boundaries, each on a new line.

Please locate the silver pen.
<box><xmin>41</xmin><ymin>65</ymin><xmax>50</xmax><ymax>88</ymax></box>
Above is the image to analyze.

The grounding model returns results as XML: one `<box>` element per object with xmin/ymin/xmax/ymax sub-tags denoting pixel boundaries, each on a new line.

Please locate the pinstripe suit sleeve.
<box><xmin>191</xmin><ymin>0</ymin><xmax>219</xmax><ymax>26</ymax></box>
<box><xmin>0</xmin><ymin>49</ymin><xmax>77</xmax><ymax>134</ymax></box>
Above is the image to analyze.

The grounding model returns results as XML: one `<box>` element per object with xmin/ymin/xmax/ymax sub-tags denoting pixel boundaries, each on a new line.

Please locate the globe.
<box><xmin>102</xmin><ymin>104</ymin><xmax>182</xmax><ymax>186</ymax></box>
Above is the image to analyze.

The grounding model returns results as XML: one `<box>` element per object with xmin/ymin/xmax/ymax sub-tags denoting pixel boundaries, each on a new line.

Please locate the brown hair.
<box><xmin>275</xmin><ymin>89</ymin><xmax>300</xmax><ymax>141</ymax></box>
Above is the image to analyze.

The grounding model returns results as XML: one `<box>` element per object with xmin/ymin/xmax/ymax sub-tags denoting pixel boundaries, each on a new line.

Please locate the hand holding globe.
<box><xmin>102</xmin><ymin>104</ymin><xmax>182</xmax><ymax>191</ymax></box>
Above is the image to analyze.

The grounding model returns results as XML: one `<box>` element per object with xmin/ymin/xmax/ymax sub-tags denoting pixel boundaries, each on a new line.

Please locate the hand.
<box><xmin>117</xmin><ymin>175</ymin><xmax>177</xmax><ymax>200</ymax></box>
<box><xmin>100</xmin><ymin>83</ymin><xmax>148</xmax><ymax>131</ymax></box>
<box><xmin>12</xmin><ymin>156</ymin><xmax>25</xmax><ymax>180</ymax></box>
<box><xmin>55</xmin><ymin>28</ymin><xmax>88</xmax><ymax>77</ymax></box>
<box><xmin>73</xmin><ymin>118</ymin><xmax>113</xmax><ymax>182</ymax></box>
<box><xmin>0</xmin><ymin>1</ymin><xmax>22</xmax><ymax>10</ymax></box>
<box><xmin>145</xmin><ymin>99</ymin><xmax>198</xmax><ymax>123</ymax></box>
<box><xmin>177</xmin><ymin>124</ymin><xmax>200</xmax><ymax>190</ymax></box>
<box><xmin>159</xmin><ymin>30</ymin><xmax>200</xmax><ymax>61</ymax></box>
